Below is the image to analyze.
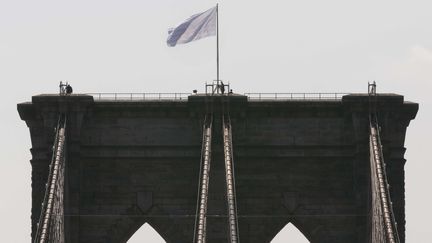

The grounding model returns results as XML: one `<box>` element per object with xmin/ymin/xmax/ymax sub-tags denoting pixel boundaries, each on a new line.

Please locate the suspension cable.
<box><xmin>34</xmin><ymin>114</ymin><xmax>67</xmax><ymax>243</ymax></box>
<box><xmin>223</xmin><ymin>115</ymin><xmax>240</xmax><ymax>243</ymax></box>
<box><xmin>193</xmin><ymin>115</ymin><xmax>213</xmax><ymax>243</ymax></box>
<box><xmin>368</xmin><ymin>82</ymin><xmax>400</xmax><ymax>243</ymax></box>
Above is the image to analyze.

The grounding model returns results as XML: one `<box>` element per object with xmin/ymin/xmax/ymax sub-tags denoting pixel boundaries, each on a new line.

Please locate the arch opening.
<box><xmin>127</xmin><ymin>223</ymin><xmax>165</xmax><ymax>243</ymax></box>
<box><xmin>271</xmin><ymin>223</ymin><xmax>310</xmax><ymax>243</ymax></box>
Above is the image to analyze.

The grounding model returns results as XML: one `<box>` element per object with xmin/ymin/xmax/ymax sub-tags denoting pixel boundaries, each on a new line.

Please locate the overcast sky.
<box><xmin>1</xmin><ymin>0</ymin><xmax>430</xmax><ymax>242</ymax></box>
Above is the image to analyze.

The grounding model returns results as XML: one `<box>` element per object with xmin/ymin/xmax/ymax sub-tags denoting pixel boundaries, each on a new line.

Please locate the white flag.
<box><xmin>167</xmin><ymin>6</ymin><xmax>217</xmax><ymax>47</ymax></box>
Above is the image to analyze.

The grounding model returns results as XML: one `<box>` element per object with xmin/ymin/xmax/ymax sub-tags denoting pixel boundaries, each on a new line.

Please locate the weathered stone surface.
<box><xmin>18</xmin><ymin>93</ymin><xmax>418</xmax><ymax>243</ymax></box>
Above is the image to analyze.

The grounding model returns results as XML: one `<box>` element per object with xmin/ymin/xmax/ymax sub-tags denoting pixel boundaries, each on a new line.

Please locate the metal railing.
<box><xmin>86</xmin><ymin>92</ymin><xmax>350</xmax><ymax>101</ymax></box>
<box><xmin>87</xmin><ymin>93</ymin><xmax>192</xmax><ymax>101</ymax></box>
<box><xmin>244</xmin><ymin>93</ymin><xmax>349</xmax><ymax>100</ymax></box>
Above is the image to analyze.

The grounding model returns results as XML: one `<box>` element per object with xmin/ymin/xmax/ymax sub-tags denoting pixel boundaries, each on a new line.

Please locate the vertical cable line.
<box><xmin>34</xmin><ymin>114</ymin><xmax>66</xmax><ymax>243</ymax></box>
<box><xmin>193</xmin><ymin>115</ymin><xmax>213</xmax><ymax>243</ymax></box>
<box><xmin>368</xmin><ymin>83</ymin><xmax>400</xmax><ymax>243</ymax></box>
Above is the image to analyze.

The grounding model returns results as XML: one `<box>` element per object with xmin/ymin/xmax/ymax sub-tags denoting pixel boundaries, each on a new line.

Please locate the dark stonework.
<box><xmin>18</xmin><ymin>93</ymin><xmax>418</xmax><ymax>243</ymax></box>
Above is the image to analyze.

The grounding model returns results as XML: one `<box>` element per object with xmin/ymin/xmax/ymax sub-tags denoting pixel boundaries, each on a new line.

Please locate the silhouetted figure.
<box><xmin>220</xmin><ymin>81</ymin><xmax>225</xmax><ymax>94</ymax></box>
<box><xmin>66</xmin><ymin>84</ymin><xmax>73</xmax><ymax>94</ymax></box>
<box><xmin>368</xmin><ymin>81</ymin><xmax>376</xmax><ymax>95</ymax></box>
<box><xmin>229</xmin><ymin>89</ymin><xmax>233</xmax><ymax>94</ymax></box>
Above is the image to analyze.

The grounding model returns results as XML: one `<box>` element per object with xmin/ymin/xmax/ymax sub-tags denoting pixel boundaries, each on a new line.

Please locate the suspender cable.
<box><xmin>193</xmin><ymin>115</ymin><xmax>213</xmax><ymax>243</ymax></box>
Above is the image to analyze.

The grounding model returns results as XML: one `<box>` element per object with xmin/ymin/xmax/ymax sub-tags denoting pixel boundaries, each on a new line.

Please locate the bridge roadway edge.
<box><xmin>17</xmin><ymin>93</ymin><xmax>418</xmax><ymax>243</ymax></box>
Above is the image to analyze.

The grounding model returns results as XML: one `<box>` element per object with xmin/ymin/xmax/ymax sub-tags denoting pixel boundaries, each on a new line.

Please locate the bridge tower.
<box><xmin>18</xmin><ymin>86</ymin><xmax>418</xmax><ymax>243</ymax></box>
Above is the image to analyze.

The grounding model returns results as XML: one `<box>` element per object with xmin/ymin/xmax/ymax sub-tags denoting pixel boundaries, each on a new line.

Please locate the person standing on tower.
<box><xmin>66</xmin><ymin>84</ymin><xmax>73</xmax><ymax>94</ymax></box>
<box><xmin>220</xmin><ymin>81</ymin><xmax>225</xmax><ymax>94</ymax></box>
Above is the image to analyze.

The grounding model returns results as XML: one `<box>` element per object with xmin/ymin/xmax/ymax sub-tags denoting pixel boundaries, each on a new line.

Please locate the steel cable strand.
<box><xmin>370</xmin><ymin>126</ymin><xmax>386</xmax><ymax>243</ymax></box>
<box><xmin>222</xmin><ymin>116</ymin><xmax>240</xmax><ymax>243</ymax></box>
<box><xmin>193</xmin><ymin>115</ymin><xmax>213</xmax><ymax>243</ymax></box>
<box><xmin>34</xmin><ymin>116</ymin><xmax>66</xmax><ymax>243</ymax></box>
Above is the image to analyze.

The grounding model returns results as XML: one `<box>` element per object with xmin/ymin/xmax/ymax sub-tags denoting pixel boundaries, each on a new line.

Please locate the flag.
<box><xmin>167</xmin><ymin>6</ymin><xmax>217</xmax><ymax>47</ymax></box>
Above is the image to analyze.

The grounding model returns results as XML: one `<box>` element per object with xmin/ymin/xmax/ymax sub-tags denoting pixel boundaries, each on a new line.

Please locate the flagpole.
<box><xmin>216</xmin><ymin>3</ymin><xmax>220</xmax><ymax>91</ymax></box>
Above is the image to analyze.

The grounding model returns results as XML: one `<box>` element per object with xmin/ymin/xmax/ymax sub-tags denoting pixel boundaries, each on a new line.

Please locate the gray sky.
<box><xmin>1</xmin><ymin>0</ymin><xmax>430</xmax><ymax>242</ymax></box>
